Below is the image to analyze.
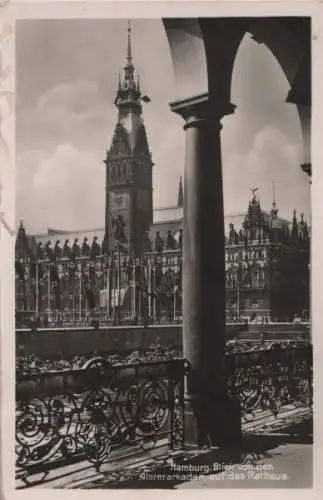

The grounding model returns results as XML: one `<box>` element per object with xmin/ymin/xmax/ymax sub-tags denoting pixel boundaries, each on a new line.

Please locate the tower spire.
<box><xmin>123</xmin><ymin>20</ymin><xmax>134</xmax><ymax>83</ymax></box>
<box><xmin>114</xmin><ymin>20</ymin><xmax>140</xmax><ymax>111</ymax></box>
<box><xmin>105</xmin><ymin>19</ymin><xmax>153</xmax><ymax>255</ymax></box>
<box><xmin>127</xmin><ymin>20</ymin><xmax>132</xmax><ymax>65</ymax></box>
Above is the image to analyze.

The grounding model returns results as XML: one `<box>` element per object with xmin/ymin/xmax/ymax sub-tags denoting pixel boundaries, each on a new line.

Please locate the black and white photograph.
<box><xmin>8</xmin><ymin>11</ymin><xmax>314</xmax><ymax>490</ymax></box>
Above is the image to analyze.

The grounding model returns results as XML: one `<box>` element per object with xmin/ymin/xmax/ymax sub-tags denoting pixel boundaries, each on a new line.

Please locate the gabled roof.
<box><xmin>107</xmin><ymin>123</ymin><xmax>131</xmax><ymax>159</ymax></box>
<box><xmin>134</xmin><ymin>124</ymin><xmax>151</xmax><ymax>157</ymax></box>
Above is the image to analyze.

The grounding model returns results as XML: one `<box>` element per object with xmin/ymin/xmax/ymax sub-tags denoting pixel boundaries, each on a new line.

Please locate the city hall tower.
<box><xmin>104</xmin><ymin>22</ymin><xmax>153</xmax><ymax>255</ymax></box>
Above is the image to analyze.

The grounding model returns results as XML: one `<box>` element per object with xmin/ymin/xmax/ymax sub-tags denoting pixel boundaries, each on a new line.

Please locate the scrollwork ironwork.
<box><xmin>16</xmin><ymin>358</ymin><xmax>186</xmax><ymax>484</ymax></box>
<box><xmin>227</xmin><ymin>345</ymin><xmax>312</xmax><ymax>419</ymax></box>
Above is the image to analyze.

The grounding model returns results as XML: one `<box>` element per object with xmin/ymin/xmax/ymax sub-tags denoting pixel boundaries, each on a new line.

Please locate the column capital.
<box><xmin>301</xmin><ymin>162</ymin><xmax>312</xmax><ymax>178</ymax></box>
<box><xmin>170</xmin><ymin>92</ymin><xmax>236</xmax><ymax>130</ymax></box>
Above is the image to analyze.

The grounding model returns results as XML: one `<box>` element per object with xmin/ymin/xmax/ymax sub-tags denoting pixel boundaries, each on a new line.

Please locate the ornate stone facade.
<box><xmin>15</xmin><ymin>192</ymin><xmax>309</xmax><ymax>326</ymax></box>
<box><xmin>225</xmin><ymin>195</ymin><xmax>310</xmax><ymax>322</ymax></box>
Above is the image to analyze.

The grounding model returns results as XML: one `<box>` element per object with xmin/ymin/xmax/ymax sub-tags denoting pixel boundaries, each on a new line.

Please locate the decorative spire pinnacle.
<box><xmin>127</xmin><ymin>20</ymin><xmax>132</xmax><ymax>65</ymax></box>
<box><xmin>177</xmin><ymin>176</ymin><xmax>184</xmax><ymax>207</ymax></box>
<box><xmin>271</xmin><ymin>181</ymin><xmax>278</xmax><ymax>218</ymax></box>
<box><xmin>124</xmin><ymin>20</ymin><xmax>134</xmax><ymax>82</ymax></box>
<box><xmin>291</xmin><ymin>209</ymin><xmax>299</xmax><ymax>243</ymax></box>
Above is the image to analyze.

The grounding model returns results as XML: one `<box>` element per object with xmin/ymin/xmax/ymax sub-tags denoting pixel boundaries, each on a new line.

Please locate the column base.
<box><xmin>184</xmin><ymin>395</ymin><xmax>242</xmax><ymax>449</ymax></box>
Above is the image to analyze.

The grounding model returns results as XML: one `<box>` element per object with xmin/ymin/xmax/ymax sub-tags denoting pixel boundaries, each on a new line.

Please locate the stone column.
<box><xmin>170</xmin><ymin>92</ymin><xmax>241</xmax><ymax>447</ymax></box>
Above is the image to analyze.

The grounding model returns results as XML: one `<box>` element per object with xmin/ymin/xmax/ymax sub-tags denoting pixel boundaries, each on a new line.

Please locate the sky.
<box><xmin>15</xmin><ymin>18</ymin><xmax>310</xmax><ymax>234</ymax></box>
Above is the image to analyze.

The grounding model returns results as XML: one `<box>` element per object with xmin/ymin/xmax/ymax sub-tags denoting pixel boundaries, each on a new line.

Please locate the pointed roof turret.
<box><xmin>108</xmin><ymin>21</ymin><xmax>153</xmax><ymax>156</ymax></box>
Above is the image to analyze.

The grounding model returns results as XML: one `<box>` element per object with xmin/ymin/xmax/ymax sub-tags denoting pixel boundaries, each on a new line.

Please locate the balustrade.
<box><xmin>16</xmin><ymin>345</ymin><xmax>312</xmax><ymax>486</ymax></box>
<box><xmin>16</xmin><ymin>357</ymin><xmax>186</xmax><ymax>486</ymax></box>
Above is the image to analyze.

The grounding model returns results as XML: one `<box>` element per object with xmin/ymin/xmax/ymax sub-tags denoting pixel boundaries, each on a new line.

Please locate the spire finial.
<box><xmin>127</xmin><ymin>20</ymin><xmax>132</xmax><ymax>65</ymax></box>
<box><xmin>123</xmin><ymin>20</ymin><xmax>135</xmax><ymax>83</ymax></box>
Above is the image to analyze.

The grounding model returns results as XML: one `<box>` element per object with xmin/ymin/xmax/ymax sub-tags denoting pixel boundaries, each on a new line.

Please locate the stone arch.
<box><xmin>163</xmin><ymin>17</ymin><xmax>310</xmax><ymax>164</ymax></box>
<box><xmin>246</xmin><ymin>18</ymin><xmax>311</xmax><ymax>166</ymax></box>
<box><xmin>162</xmin><ymin>19</ymin><xmax>208</xmax><ymax>101</ymax></box>
<box><xmin>161</xmin><ymin>18</ymin><xmax>310</xmax><ymax>446</ymax></box>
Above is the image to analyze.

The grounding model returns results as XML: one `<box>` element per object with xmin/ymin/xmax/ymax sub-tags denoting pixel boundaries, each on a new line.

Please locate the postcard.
<box><xmin>0</xmin><ymin>1</ymin><xmax>321</xmax><ymax>498</ymax></box>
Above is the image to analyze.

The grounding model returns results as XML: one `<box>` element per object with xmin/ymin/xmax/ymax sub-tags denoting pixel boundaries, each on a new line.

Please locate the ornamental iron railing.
<box><xmin>16</xmin><ymin>345</ymin><xmax>312</xmax><ymax>486</ymax></box>
<box><xmin>227</xmin><ymin>344</ymin><xmax>313</xmax><ymax>417</ymax></box>
<box><xmin>16</xmin><ymin>357</ymin><xmax>185</xmax><ymax>487</ymax></box>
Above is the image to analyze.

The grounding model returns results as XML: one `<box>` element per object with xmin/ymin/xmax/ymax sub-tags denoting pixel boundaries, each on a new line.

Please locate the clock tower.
<box><xmin>104</xmin><ymin>22</ymin><xmax>153</xmax><ymax>256</ymax></box>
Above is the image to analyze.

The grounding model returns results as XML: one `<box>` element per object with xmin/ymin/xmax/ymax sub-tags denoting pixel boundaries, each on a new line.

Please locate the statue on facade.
<box><xmin>251</xmin><ymin>187</ymin><xmax>259</xmax><ymax>201</ymax></box>
<box><xmin>62</xmin><ymin>239</ymin><xmax>71</xmax><ymax>258</ymax></box>
<box><xmin>15</xmin><ymin>220</ymin><xmax>29</xmax><ymax>259</ymax></box>
<box><xmin>166</xmin><ymin>230</ymin><xmax>176</xmax><ymax>250</ymax></box>
<box><xmin>90</xmin><ymin>236</ymin><xmax>101</xmax><ymax>259</ymax></box>
<box><xmin>44</xmin><ymin>240</ymin><xmax>54</xmax><ymax>261</ymax></box>
<box><xmin>142</xmin><ymin>228</ymin><xmax>152</xmax><ymax>252</ymax></box>
<box><xmin>101</xmin><ymin>234</ymin><xmax>109</xmax><ymax>255</ymax></box>
<box><xmin>37</xmin><ymin>242</ymin><xmax>44</xmax><ymax>260</ymax></box>
<box><xmin>82</xmin><ymin>237</ymin><xmax>90</xmax><ymax>257</ymax></box>
<box><xmin>72</xmin><ymin>238</ymin><xmax>81</xmax><ymax>258</ymax></box>
<box><xmin>228</xmin><ymin>223</ymin><xmax>239</xmax><ymax>245</ymax></box>
<box><xmin>154</xmin><ymin>231</ymin><xmax>164</xmax><ymax>252</ymax></box>
<box><xmin>114</xmin><ymin>214</ymin><xmax>127</xmax><ymax>243</ymax></box>
<box><xmin>53</xmin><ymin>240</ymin><xmax>62</xmax><ymax>259</ymax></box>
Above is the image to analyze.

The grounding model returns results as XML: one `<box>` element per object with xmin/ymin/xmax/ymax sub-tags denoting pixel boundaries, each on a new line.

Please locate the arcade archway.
<box><xmin>162</xmin><ymin>17</ymin><xmax>311</xmax><ymax>445</ymax></box>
